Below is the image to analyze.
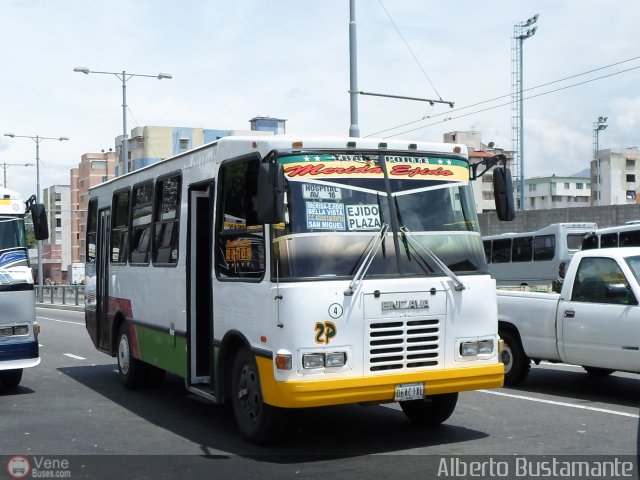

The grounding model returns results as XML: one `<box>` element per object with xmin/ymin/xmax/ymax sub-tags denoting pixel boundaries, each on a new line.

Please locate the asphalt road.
<box><xmin>0</xmin><ymin>307</ymin><xmax>637</xmax><ymax>479</ymax></box>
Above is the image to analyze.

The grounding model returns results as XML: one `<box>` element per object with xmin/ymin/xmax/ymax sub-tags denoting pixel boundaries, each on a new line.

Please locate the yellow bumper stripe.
<box><xmin>257</xmin><ymin>357</ymin><xmax>504</xmax><ymax>408</ymax></box>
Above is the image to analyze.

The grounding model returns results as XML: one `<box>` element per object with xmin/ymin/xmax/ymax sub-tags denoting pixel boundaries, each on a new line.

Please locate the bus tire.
<box><xmin>230</xmin><ymin>348</ymin><xmax>287</xmax><ymax>445</ymax></box>
<box><xmin>117</xmin><ymin>324</ymin><xmax>146</xmax><ymax>389</ymax></box>
<box><xmin>583</xmin><ymin>366</ymin><xmax>615</xmax><ymax>377</ymax></box>
<box><xmin>0</xmin><ymin>369</ymin><xmax>23</xmax><ymax>389</ymax></box>
<box><xmin>500</xmin><ymin>329</ymin><xmax>530</xmax><ymax>386</ymax></box>
<box><xmin>400</xmin><ymin>392</ymin><xmax>458</xmax><ymax>426</ymax></box>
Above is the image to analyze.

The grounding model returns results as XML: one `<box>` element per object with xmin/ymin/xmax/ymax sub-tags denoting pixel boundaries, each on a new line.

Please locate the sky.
<box><xmin>1</xmin><ymin>0</ymin><xmax>639</xmax><ymax>202</ymax></box>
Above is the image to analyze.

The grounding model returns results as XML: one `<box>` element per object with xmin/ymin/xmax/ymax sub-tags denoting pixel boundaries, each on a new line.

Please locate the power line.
<box><xmin>377</xmin><ymin>0</ymin><xmax>443</xmax><ymax>101</ymax></box>
<box><xmin>365</xmin><ymin>56</ymin><xmax>640</xmax><ymax>138</ymax></box>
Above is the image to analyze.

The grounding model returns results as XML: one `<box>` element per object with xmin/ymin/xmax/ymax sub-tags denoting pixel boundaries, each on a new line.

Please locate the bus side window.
<box><xmin>533</xmin><ymin>234</ymin><xmax>555</xmax><ymax>261</ymax></box>
<box><xmin>153</xmin><ymin>174</ymin><xmax>181</xmax><ymax>265</ymax></box>
<box><xmin>111</xmin><ymin>189</ymin><xmax>130</xmax><ymax>264</ymax></box>
<box><xmin>601</xmin><ymin>233</ymin><xmax>618</xmax><ymax>248</ymax></box>
<box><xmin>512</xmin><ymin>236</ymin><xmax>533</xmax><ymax>262</ymax></box>
<box><xmin>86</xmin><ymin>199</ymin><xmax>97</xmax><ymax>263</ymax></box>
<box><xmin>130</xmin><ymin>181</ymin><xmax>153</xmax><ymax>264</ymax></box>
<box><xmin>483</xmin><ymin>240</ymin><xmax>492</xmax><ymax>263</ymax></box>
<box><xmin>492</xmin><ymin>238</ymin><xmax>511</xmax><ymax>263</ymax></box>
<box><xmin>216</xmin><ymin>158</ymin><xmax>265</xmax><ymax>279</ymax></box>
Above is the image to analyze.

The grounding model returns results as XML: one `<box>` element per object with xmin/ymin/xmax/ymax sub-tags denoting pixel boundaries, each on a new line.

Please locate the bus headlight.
<box><xmin>460</xmin><ymin>342</ymin><xmax>479</xmax><ymax>356</ymax></box>
<box><xmin>14</xmin><ymin>326</ymin><xmax>29</xmax><ymax>335</ymax></box>
<box><xmin>325</xmin><ymin>352</ymin><xmax>346</xmax><ymax>368</ymax></box>
<box><xmin>460</xmin><ymin>340</ymin><xmax>495</xmax><ymax>356</ymax></box>
<box><xmin>302</xmin><ymin>352</ymin><xmax>347</xmax><ymax>369</ymax></box>
<box><xmin>303</xmin><ymin>353</ymin><xmax>325</xmax><ymax>369</ymax></box>
<box><xmin>478</xmin><ymin>340</ymin><xmax>494</xmax><ymax>355</ymax></box>
<box><xmin>0</xmin><ymin>327</ymin><xmax>12</xmax><ymax>337</ymax></box>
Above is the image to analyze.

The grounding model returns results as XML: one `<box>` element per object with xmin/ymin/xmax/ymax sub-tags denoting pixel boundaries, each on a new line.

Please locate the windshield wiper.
<box><xmin>399</xmin><ymin>226</ymin><xmax>466</xmax><ymax>291</ymax></box>
<box><xmin>344</xmin><ymin>223</ymin><xmax>389</xmax><ymax>296</ymax></box>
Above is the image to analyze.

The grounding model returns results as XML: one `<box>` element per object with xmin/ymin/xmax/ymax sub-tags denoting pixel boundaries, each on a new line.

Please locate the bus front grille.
<box><xmin>367</xmin><ymin>318</ymin><xmax>440</xmax><ymax>372</ymax></box>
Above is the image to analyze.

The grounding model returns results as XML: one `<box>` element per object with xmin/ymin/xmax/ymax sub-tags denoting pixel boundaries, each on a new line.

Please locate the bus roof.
<box><xmin>89</xmin><ymin>134</ymin><xmax>470</xmax><ymax>194</ymax></box>
<box><xmin>0</xmin><ymin>187</ymin><xmax>25</xmax><ymax>215</ymax></box>
<box><xmin>589</xmin><ymin>223</ymin><xmax>640</xmax><ymax>235</ymax></box>
<box><xmin>482</xmin><ymin>222</ymin><xmax>597</xmax><ymax>240</ymax></box>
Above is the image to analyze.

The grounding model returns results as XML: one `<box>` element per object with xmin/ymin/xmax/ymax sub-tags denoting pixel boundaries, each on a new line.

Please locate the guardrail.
<box><xmin>35</xmin><ymin>285</ymin><xmax>85</xmax><ymax>306</ymax></box>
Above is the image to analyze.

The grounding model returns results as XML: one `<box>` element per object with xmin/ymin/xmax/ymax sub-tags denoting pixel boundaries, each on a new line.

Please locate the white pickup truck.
<box><xmin>498</xmin><ymin>247</ymin><xmax>640</xmax><ymax>385</ymax></box>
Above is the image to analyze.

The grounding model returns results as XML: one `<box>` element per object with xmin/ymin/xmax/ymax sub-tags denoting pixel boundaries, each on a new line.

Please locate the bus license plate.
<box><xmin>394</xmin><ymin>382</ymin><xmax>424</xmax><ymax>401</ymax></box>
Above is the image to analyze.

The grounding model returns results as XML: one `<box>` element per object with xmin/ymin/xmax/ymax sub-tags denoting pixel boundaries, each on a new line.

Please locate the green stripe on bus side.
<box><xmin>135</xmin><ymin>325</ymin><xmax>187</xmax><ymax>378</ymax></box>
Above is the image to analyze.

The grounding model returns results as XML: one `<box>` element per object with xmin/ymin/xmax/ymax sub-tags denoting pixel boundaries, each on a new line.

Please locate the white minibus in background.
<box><xmin>581</xmin><ymin>223</ymin><xmax>640</xmax><ymax>249</ymax></box>
<box><xmin>482</xmin><ymin>222</ymin><xmax>597</xmax><ymax>286</ymax></box>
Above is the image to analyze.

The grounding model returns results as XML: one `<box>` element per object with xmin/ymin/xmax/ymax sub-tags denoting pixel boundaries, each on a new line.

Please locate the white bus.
<box><xmin>85</xmin><ymin>135</ymin><xmax>513</xmax><ymax>443</ymax></box>
<box><xmin>482</xmin><ymin>222</ymin><xmax>597</xmax><ymax>286</ymax></box>
<box><xmin>0</xmin><ymin>188</ymin><xmax>48</xmax><ymax>389</ymax></box>
<box><xmin>581</xmin><ymin>223</ymin><xmax>640</xmax><ymax>250</ymax></box>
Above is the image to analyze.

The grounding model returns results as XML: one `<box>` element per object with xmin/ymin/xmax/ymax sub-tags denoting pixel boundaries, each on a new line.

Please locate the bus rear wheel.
<box><xmin>0</xmin><ymin>369</ymin><xmax>23</xmax><ymax>389</ymax></box>
<box><xmin>117</xmin><ymin>324</ymin><xmax>146</xmax><ymax>389</ymax></box>
<box><xmin>230</xmin><ymin>348</ymin><xmax>287</xmax><ymax>445</ymax></box>
<box><xmin>400</xmin><ymin>392</ymin><xmax>458</xmax><ymax>426</ymax></box>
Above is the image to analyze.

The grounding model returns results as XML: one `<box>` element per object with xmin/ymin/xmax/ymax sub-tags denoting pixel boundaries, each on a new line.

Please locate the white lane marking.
<box><xmin>64</xmin><ymin>353</ymin><xmax>86</xmax><ymax>360</ymax></box>
<box><xmin>479</xmin><ymin>389</ymin><xmax>639</xmax><ymax>418</ymax></box>
<box><xmin>37</xmin><ymin>316</ymin><xmax>84</xmax><ymax>325</ymax></box>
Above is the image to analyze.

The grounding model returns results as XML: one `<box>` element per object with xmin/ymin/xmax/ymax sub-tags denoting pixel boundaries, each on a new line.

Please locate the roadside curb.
<box><xmin>36</xmin><ymin>303</ymin><xmax>84</xmax><ymax>312</ymax></box>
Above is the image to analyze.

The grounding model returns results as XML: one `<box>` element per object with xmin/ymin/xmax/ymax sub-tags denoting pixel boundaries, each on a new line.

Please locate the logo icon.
<box><xmin>7</xmin><ymin>456</ymin><xmax>30</xmax><ymax>479</ymax></box>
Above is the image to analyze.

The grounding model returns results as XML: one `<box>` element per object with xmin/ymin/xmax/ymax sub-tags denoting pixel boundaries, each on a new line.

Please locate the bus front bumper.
<box><xmin>257</xmin><ymin>358</ymin><xmax>504</xmax><ymax>409</ymax></box>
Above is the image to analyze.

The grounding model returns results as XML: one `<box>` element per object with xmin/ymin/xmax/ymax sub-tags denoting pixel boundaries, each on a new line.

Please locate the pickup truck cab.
<box><xmin>498</xmin><ymin>247</ymin><xmax>640</xmax><ymax>385</ymax></box>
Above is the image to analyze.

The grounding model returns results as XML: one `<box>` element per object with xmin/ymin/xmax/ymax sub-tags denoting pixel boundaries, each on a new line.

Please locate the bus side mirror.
<box><xmin>493</xmin><ymin>167</ymin><xmax>515</xmax><ymax>221</ymax></box>
<box><xmin>31</xmin><ymin>203</ymin><xmax>49</xmax><ymax>240</ymax></box>
<box><xmin>256</xmin><ymin>162</ymin><xmax>285</xmax><ymax>224</ymax></box>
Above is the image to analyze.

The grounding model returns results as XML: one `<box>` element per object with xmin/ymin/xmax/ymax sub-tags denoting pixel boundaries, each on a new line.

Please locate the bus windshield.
<box><xmin>272</xmin><ymin>152</ymin><xmax>487</xmax><ymax>280</ymax></box>
<box><xmin>0</xmin><ymin>216</ymin><xmax>27</xmax><ymax>251</ymax></box>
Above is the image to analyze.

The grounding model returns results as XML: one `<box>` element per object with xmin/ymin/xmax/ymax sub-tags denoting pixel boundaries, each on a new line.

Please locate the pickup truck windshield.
<box><xmin>272</xmin><ymin>151</ymin><xmax>487</xmax><ymax>280</ymax></box>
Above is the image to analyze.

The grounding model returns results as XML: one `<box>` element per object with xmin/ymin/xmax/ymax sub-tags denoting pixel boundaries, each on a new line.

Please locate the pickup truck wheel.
<box><xmin>231</xmin><ymin>348</ymin><xmax>287</xmax><ymax>445</ymax></box>
<box><xmin>500</xmin><ymin>330</ymin><xmax>530</xmax><ymax>386</ymax></box>
<box><xmin>0</xmin><ymin>369</ymin><xmax>23</xmax><ymax>389</ymax></box>
<box><xmin>583</xmin><ymin>366</ymin><xmax>615</xmax><ymax>377</ymax></box>
<box><xmin>400</xmin><ymin>392</ymin><xmax>458</xmax><ymax>426</ymax></box>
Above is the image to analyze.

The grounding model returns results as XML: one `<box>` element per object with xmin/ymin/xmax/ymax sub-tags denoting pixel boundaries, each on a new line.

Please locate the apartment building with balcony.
<box><xmin>591</xmin><ymin>147</ymin><xmax>640</xmax><ymax>206</ymax></box>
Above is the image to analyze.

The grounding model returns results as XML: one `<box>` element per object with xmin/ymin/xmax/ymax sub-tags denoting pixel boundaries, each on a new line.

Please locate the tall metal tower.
<box><xmin>511</xmin><ymin>14</ymin><xmax>539</xmax><ymax>210</ymax></box>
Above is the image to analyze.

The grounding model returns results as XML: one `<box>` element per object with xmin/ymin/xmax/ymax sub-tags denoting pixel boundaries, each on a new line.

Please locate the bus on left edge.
<box><xmin>0</xmin><ymin>187</ymin><xmax>48</xmax><ymax>389</ymax></box>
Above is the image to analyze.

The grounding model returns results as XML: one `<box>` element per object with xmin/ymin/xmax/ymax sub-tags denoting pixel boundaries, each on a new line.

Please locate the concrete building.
<box><xmin>524</xmin><ymin>175</ymin><xmax>591</xmax><ymax>210</ymax></box>
<box><xmin>41</xmin><ymin>185</ymin><xmax>71</xmax><ymax>283</ymax></box>
<box><xmin>115</xmin><ymin>117</ymin><xmax>285</xmax><ymax>175</ymax></box>
<box><xmin>591</xmin><ymin>147</ymin><xmax>640</xmax><ymax>206</ymax></box>
<box><xmin>70</xmin><ymin>151</ymin><xmax>116</xmax><ymax>264</ymax></box>
<box><xmin>443</xmin><ymin>131</ymin><xmax>514</xmax><ymax>213</ymax></box>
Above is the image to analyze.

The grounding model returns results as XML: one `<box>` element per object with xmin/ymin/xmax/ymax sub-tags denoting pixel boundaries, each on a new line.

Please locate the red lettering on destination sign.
<box><xmin>389</xmin><ymin>165</ymin><xmax>453</xmax><ymax>177</ymax></box>
<box><xmin>284</xmin><ymin>163</ymin><xmax>455</xmax><ymax>178</ymax></box>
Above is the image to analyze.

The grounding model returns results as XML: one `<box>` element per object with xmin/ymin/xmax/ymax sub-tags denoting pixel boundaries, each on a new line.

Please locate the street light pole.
<box><xmin>1</xmin><ymin>162</ymin><xmax>34</xmax><ymax>188</ymax></box>
<box><xmin>512</xmin><ymin>14</ymin><xmax>539</xmax><ymax>211</ymax></box>
<box><xmin>593</xmin><ymin>116</ymin><xmax>608</xmax><ymax>206</ymax></box>
<box><xmin>73</xmin><ymin>67</ymin><xmax>172</xmax><ymax>175</ymax></box>
<box><xmin>3</xmin><ymin>133</ymin><xmax>68</xmax><ymax>300</ymax></box>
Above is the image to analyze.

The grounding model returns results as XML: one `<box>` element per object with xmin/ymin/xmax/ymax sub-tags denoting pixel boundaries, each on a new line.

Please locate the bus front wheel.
<box><xmin>230</xmin><ymin>348</ymin><xmax>287</xmax><ymax>444</ymax></box>
<box><xmin>0</xmin><ymin>369</ymin><xmax>23</xmax><ymax>389</ymax></box>
<box><xmin>400</xmin><ymin>392</ymin><xmax>458</xmax><ymax>426</ymax></box>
